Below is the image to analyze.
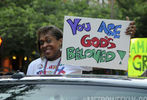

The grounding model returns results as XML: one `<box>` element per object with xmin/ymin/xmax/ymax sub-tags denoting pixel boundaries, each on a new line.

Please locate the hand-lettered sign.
<box><xmin>61</xmin><ymin>16</ymin><xmax>131</xmax><ymax>70</ymax></box>
<box><xmin>128</xmin><ymin>38</ymin><xmax>147</xmax><ymax>77</ymax></box>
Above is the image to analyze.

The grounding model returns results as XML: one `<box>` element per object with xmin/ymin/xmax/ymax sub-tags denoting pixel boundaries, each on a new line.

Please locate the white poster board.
<box><xmin>61</xmin><ymin>16</ymin><xmax>131</xmax><ymax>70</ymax></box>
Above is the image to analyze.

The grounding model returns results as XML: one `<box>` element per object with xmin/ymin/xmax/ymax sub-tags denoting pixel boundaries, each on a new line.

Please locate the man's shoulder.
<box><xmin>32</xmin><ymin>58</ymin><xmax>41</xmax><ymax>62</ymax></box>
<box><xmin>29</xmin><ymin>58</ymin><xmax>43</xmax><ymax>65</ymax></box>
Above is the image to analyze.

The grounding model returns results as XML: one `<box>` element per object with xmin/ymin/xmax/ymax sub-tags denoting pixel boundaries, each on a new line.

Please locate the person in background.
<box><xmin>27</xmin><ymin>26</ymin><xmax>92</xmax><ymax>75</ymax></box>
<box><xmin>27</xmin><ymin>20</ymin><xmax>136</xmax><ymax>75</ymax></box>
<box><xmin>1</xmin><ymin>57</ymin><xmax>13</xmax><ymax>74</ymax></box>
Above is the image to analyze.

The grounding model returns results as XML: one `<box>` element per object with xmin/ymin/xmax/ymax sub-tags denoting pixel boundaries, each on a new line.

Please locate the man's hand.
<box><xmin>125</xmin><ymin>16</ymin><xmax>136</xmax><ymax>37</ymax></box>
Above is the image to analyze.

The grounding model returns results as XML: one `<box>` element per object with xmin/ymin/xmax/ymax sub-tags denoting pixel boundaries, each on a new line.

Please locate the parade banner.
<box><xmin>61</xmin><ymin>16</ymin><xmax>131</xmax><ymax>70</ymax></box>
<box><xmin>128</xmin><ymin>38</ymin><xmax>147</xmax><ymax>77</ymax></box>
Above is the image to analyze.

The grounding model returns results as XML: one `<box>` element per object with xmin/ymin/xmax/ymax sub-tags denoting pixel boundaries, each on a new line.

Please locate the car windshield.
<box><xmin>0</xmin><ymin>83</ymin><xmax>147</xmax><ymax>100</ymax></box>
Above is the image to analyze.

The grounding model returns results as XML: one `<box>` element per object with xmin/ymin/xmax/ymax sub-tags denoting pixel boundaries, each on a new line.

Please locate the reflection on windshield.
<box><xmin>0</xmin><ymin>84</ymin><xmax>38</xmax><ymax>100</ymax></box>
<box><xmin>0</xmin><ymin>84</ymin><xmax>147</xmax><ymax>100</ymax></box>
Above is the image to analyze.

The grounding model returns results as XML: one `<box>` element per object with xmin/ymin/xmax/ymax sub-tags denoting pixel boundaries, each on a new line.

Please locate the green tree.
<box><xmin>0</xmin><ymin>0</ymin><xmax>112</xmax><ymax>57</ymax></box>
<box><xmin>0</xmin><ymin>0</ymin><xmax>50</xmax><ymax>57</ymax></box>
<box><xmin>0</xmin><ymin>0</ymin><xmax>115</xmax><ymax>72</ymax></box>
<box><xmin>116</xmin><ymin>0</ymin><xmax>147</xmax><ymax>37</ymax></box>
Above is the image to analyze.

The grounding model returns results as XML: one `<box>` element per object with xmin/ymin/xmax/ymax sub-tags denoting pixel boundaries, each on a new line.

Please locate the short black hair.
<box><xmin>37</xmin><ymin>25</ymin><xmax>63</xmax><ymax>40</ymax></box>
<box><xmin>37</xmin><ymin>25</ymin><xmax>63</xmax><ymax>57</ymax></box>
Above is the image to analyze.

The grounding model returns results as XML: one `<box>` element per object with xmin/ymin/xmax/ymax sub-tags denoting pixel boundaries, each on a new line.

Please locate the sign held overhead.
<box><xmin>61</xmin><ymin>16</ymin><xmax>131</xmax><ymax>70</ymax></box>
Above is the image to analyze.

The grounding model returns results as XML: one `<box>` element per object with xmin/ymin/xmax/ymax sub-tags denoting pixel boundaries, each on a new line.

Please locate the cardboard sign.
<box><xmin>61</xmin><ymin>16</ymin><xmax>131</xmax><ymax>70</ymax></box>
<box><xmin>128</xmin><ymin>38</ymin><xmax>147</xmax><ymax>77</ymax></box>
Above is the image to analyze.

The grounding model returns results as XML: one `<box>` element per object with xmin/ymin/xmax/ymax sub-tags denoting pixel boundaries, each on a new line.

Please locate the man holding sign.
<box><xmin>27</xmin><ymin>16</ymin><xmax>136</xmax><ymax>75</ymax></box>
<box><xmin>27</xmin><ymin>25</ymin><xmax>92</xmax><ymax>75</ymax></box>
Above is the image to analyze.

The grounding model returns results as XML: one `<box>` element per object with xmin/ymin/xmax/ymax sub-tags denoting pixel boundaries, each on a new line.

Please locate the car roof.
<box><xmin>0</xmin><ymin>74</ymin><xmax>147</xmax><ymax>89</ymax></box>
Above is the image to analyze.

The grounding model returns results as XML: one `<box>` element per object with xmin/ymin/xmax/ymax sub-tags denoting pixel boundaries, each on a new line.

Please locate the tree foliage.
<box><xmin>0</xmin><ymin>0</ymin><xmax>146</xmax><ymax>58</ymax></box>
<box><xmin>116</xmin><ymin>0</ymin><xmax>147</xmax><ymax>37</ymax></box>
<box><xmin>0</xmin><ymin>0</ymin><xmax>111</xmax><ymax>58</ymax></box>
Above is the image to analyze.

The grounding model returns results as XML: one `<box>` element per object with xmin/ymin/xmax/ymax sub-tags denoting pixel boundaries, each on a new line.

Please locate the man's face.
<box><xmin>39</xmin><ymin>33</ymin><xmax>62</xmax><ymax>61</ymax></box>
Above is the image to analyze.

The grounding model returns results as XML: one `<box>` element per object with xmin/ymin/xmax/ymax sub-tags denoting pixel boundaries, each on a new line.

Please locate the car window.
<box><xmin>0</xmin><ymin>84</ymin><xmax>147</xmax><ymax>100</ymax></box>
